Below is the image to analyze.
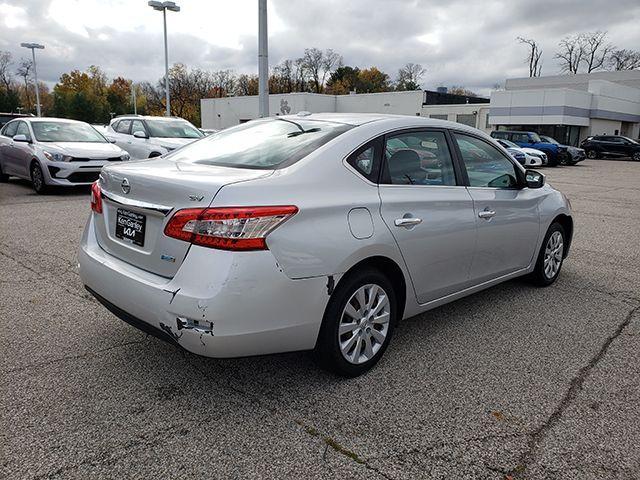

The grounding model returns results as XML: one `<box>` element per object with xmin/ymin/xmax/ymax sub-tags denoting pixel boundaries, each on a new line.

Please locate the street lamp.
<box><xmin>258</xmin><ymin>0</ymin><xmax>269</xmax><ymax>117</ymax></box>
<box><xmin>148</xmin><ymin>1</ymin><xmax>180</xmax><ymax>117</ymax></box>
<box><xmin>20</xmin><ymin>42</ymin><xmax>45</xmax><ymax>117</ymax></box>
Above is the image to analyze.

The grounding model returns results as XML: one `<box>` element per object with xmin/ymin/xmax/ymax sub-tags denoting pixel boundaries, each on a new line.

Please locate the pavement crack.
<box><xmin>294</xmin><ymin>419</ymin><xmax>395</xmax><ymax>479</ymax></box>
<box><xmin>4</xmin><ymin>340</ymin><xmax>146</xmax><ymax>374</ymax></box>
<box><xmin>507</xmin><ymin>304</ymin><xmax>640</xmax><ymax>478</ymax></box>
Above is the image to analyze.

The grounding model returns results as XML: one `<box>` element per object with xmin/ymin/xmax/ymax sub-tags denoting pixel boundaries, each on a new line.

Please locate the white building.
<box><xmin>201</xmin><ymin>70</ymin><xmax>640</xmax><ymax>145</ymax></box>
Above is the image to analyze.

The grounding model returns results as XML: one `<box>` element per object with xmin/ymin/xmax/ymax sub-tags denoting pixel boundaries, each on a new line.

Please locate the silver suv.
<box><xmin>105</xmin><ymin>115</ymin><xmax>203</xmax><ymax>159</ymax></box>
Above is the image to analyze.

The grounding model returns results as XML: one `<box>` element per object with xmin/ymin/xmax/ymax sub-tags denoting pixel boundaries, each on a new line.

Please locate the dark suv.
<box><xmin>580</xmin><ymin>135</ymin><xmax>640</xmax><ymax>161</ymax></box>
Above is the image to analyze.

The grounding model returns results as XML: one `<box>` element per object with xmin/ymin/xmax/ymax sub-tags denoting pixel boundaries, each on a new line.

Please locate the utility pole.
<box><xmin>20</xmin><ymin>43</ymin><xmax>45</xmax><ymax>117</ymax></box>
<box><xmin>258</xmin><ymin>0</ymin><xmax>269</xmax><ymax>117</ymax></box>
<box><xmin>132</xmin><ymin>83</ymin><xmax>137</xmax><ymax>115</ymax></box>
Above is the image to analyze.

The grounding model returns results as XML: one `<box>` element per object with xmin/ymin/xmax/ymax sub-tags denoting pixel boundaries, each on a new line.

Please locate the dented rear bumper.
<box><xmin>79</xmin><ymin>214</ymin><xmax>331</xmax><ymax>358</ymax></box>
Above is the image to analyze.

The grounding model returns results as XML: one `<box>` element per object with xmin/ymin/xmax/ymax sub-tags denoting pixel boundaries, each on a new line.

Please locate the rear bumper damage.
<box><xmin>79</xmin><ymin>214</ymin><xmax>331</xmax><ymax>358</ymax></box>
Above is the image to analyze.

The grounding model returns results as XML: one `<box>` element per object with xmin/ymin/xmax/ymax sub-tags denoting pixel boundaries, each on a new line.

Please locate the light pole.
<box><xmin>20</xmin><ymin>42</ymin><xmax>45</xmax><ymax>117</ymax></box>
<box><xmin>258</xmin><ymin>0</ymin><xmax>269</xmax><ymax>117</ymax></box>
<box><xmin>148</xmin><ymin>1</ymin><xmax>180</xmax><ymax>117</ymax></box>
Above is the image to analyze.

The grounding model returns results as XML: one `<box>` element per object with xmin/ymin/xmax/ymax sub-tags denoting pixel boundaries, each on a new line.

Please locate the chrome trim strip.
<box><xmin>101</xmin><ymin>190</ymin><xmax>173</xmax><ymax>215</ymax></box>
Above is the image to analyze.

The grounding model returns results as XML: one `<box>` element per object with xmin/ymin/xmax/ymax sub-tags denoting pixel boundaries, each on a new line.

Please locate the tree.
<box><xmin>236</xmin><ymin>74</ymin><xmax>259</xmax><ymax>96</ymax></box>
<box><xmin>326</xmin><ymin>66</ymin><xmax>361</xmax><ymax>94</ymax></box>
<box><xmin>16</xmin><ymin>59</ymin><xmax>32</xmax><ymax>111</ymax></box>
<box><xmin>517</xmin><ymin>37</ymin><xmax>542</xmax><ymax>77</ymax></box>
<box><xmin>449</xmin><ymin>86</ymin><xmax>479</xmax><ymax>97</ymax></box>
<box><xmin>607</xmin><ymin>49</ymin><xmax>640</xmax><ymax>70</ymax></box>
<box><xmin>0</xmin><ymin>51</ymin><xmax>20</xmax><ymax>112</ymax></box>
<box><xmin>300</xmin><ymin>48</ymin><xmax>342</xmax><ymax>93</ymax></box>
<box><xmin>106</xmin><ymin>77</ymin><xmax>131</xmax><ymax>116</ymax></box>
<box><xmin>396</xmin><ymin>63</ymin><xmax>426</xmax><ymax>90</ymax></box>
<box><xmin>358</xmin><ymin>67</ymin><xmax>391</xmax><ymax>93</ymax></box>
<box><xmin>555</xmin><ymin>34</ymin><xmax>585</xmax><ymax>74</ymax></box>
<box><xmin>581</xmin><ymin>31</ymin><xmax>613</xmax><ymax>73</ymax></box>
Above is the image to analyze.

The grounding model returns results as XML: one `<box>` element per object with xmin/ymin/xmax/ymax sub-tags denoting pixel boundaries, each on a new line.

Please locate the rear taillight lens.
<box><xmin>90</xmin><ymin>181</ymin><xmax>102</xmax><ymax>214</ymax></box>
<box><xmin>164</xmin><ymin>206</ymin><xmax>298</xmax><ymax>251</ymax></box>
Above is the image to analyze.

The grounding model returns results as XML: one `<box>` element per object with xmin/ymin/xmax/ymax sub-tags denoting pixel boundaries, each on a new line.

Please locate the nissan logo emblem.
<box><xmin>121</xmin><ymin>178</ymin><xmax>131</xmax><ymax>194</ymax></box>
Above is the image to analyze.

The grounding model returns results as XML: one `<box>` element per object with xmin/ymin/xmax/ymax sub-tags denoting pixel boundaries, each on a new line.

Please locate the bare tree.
<box><xmin>555</xmin><ymin>34</ymin><xmax>585</xmax><ymax>74</ymax></box>
<box><xmin>396</xmin><ymin>63</ymin><xmax>426</xmax><ymax>90</ymax></box>
<box><xmin>17</xmin><ymin>59</ymin><xmax>33</xmax><ymax>110</ymax></box>
<box><xmin>517</xmin><ymin>37</ymin><xmax>542</xmax><ymax>77</ymax></box>
<box><xmin>581</xmin><ymin>31</ymin><xmax>614</xmax><ymax>73</ymax></box>
<box><xmin>0</xmin><ymin>51</ymin><xmax>13</xmax><ymax>91</ymax></box>
<box><xmin>607</xmin><ymin>48</ymin><xmax>640</xmax><ymax>71</ymax></box>
<box><xmin>300</xmin><ymin>48</ymin><xmax>343</xmax><ymax>93</ymax></box>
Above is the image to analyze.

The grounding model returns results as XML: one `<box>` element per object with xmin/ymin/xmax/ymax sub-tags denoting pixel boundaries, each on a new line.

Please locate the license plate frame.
<box><xmin>115</xmin><ymin>208</ymin><xmax>146</xmax><ymax>247</ymax></box>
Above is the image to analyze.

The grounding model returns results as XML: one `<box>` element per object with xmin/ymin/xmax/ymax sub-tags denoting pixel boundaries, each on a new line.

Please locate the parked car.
<box><xmin>495</xmin><ymin>139</ymin><xmax>545</xmax><ymax>167</ymax></box>
<box><xmin>580</xmin><ymin>135</ymin><xmax>640</xmax><ymax>161</ymax></box>
<box><xmin>539</xmin><ymin>135</ymin><xmax>585</xmax><ymax>165</ymax></box>
<box><xmin>491</xmin><ymin>130</ymin><xmax>567</xmax><ymax>166</ymax></box>
<box><xmin>80</xmin><ymin>114</ymin><xmax>573</xmax><ymax>377</ymax></box>
<box><xmin>105</xmin><ymin>115</ymin><xmax>203</xmax><ymax>159</ymax></box>
<box><xmin>0</xmin><ymin>112</ymin><xmax>33</xmax><ymax>128</ymax></box>
<box><xmin>0</xmin><ymin>117</ymin><xmax>130</xmax><ymax>193</ymax></box>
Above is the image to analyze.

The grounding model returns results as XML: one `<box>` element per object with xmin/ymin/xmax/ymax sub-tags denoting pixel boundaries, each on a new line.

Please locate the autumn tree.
<box><xmin>236</xmin><ymin>74</ymin><xmax>259</xmax><ymax>96</ymax></box>
<box><xmin>517</xmin><ymin>37</ymin><xmax>542</xmax><ymax>77</ymax></box>
<box><xmin>449</xmin><ymin>86</ymin><xmax>479</xmax><ymax>97</ymax></box>
<box><xmin>358</xmin><ymin>67</ymin><xmax>391</xmax><ymax>93</ymax></box>
<box><xmin>396</xmin><ymin>63</ymin><xmax>426</xmax><ymax>90</ymax></box>
<box><xmin>326</xmin><ymin>66</ymin><xmax>361</xmax><ymax>94</ymax></box>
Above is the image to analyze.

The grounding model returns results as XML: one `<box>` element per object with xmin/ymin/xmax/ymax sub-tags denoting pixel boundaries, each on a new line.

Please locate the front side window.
<box><xmin>145</xmin><ymin>119</ymin><xmax>203</xmax><ymax>139</ymax></box>
<box><xmin>31</xmin><ymin>122</ymin><xmax>107</xmax><ymax>143</ymax></box>
<box><xmin>384</xmin><ymin>130</ymin><xmax>457</xmax><ymax>186</ymax></box>
<box><xmin>131</xmin><ymin>120</ymin><xmax>147</xmax><ymax>136</ymax></box>
<box><xmin>169</xmin><ymin>118</ymin><xmax>352</xmax><ymax>169</ymax></box>
<box><xmin>114</xmin><ymin>120</ymin><xmax>131</xmax><ymax>134</ymax></box>
<box><xmin>16</xmin><ymin>122</ymin><xmax>31</xmax><ymax>140</ymax></box>
<box><xmin>2</xmin><ymin>121</ymin><xmax>18</xmax><ymax>138</ymax></box>
<box><xmin>454</xmin><ymin>133</ymin><xmax>519</xmax><ymax>189</ymax></box>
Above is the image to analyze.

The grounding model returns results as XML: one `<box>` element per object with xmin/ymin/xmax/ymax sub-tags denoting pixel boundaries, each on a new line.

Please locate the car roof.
<box><xmin>24</xmin><ymin>117</ymin><xmax>86</xmax><ymax>124</ymax></box>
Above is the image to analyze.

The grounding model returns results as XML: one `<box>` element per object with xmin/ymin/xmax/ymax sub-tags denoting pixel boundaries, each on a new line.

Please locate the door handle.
<box><xmin>394</xmin><ymin>217</ymin><xmax>422</xmax><ymax>227</ymax></box>
<box><xmin>478</xmin><ymin>209</ymin><xmax>496</xmax><ymax>219</ymax></box>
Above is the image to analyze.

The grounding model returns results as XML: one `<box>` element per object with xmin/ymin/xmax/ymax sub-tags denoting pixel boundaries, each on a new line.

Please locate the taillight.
<box><xmin>90</xmin><ymin>181</ymin><xmax>102</xmax><ymax>214</ymax></box>
<box><xmin>164</xmin><ymin>206</ymin><xmax>298</xmax><ymax>251</ymax></box>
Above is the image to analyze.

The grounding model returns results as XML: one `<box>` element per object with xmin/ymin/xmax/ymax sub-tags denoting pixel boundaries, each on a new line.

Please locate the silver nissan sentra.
<box><xmin>79</xmin><ymin>113</ymin><xmax>573</xmax><ymax>377</ymax></box>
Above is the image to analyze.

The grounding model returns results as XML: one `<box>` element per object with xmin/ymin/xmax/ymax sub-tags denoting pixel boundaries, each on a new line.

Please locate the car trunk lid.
<box><xmin>94</xmin><ymin>157</ymin><xmax>271</xmax><ymax>277</ymax></box>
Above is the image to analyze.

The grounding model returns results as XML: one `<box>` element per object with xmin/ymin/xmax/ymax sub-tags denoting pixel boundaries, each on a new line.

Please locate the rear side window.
<box><xmin>454</xmin><ymin>133</ymin><xmax>519</xmax><ymax>189</ymax></box>
<box><xmin>170</xmin><ymin>118</ymin><xmax>352</xmax><ymax>169</ymax></box>
<box><xmin>346</xmin><ymin>138</ymin><xmax>382</xmax><ymax>182</ymax></box>
<box><xmin>114</xmin><ymin>120</ymin><xmax>131</xmax><ymax>134</ymax></box>
<box><xmin>2</xmin><ymin>121</ymin><xmax>18</xmax><ymax>137</ymax></box>
<box><xmin>383</xmin><ymin>130</ymin><xmax>457</xmax><ymax>186</ymax></box>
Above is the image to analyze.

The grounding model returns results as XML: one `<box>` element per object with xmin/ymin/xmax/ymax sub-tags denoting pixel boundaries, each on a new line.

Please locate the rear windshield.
<box><xmin>169</xmin><ymin>118</ymin><xmax>352</xmax><ymax>169</ymax></box>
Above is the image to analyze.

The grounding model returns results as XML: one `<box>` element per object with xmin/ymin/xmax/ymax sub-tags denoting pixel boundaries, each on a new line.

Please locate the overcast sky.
<box><xmin>1</xmin><ymin>0</ymin><xmax>639</xmax><ymax>96</ymax></box>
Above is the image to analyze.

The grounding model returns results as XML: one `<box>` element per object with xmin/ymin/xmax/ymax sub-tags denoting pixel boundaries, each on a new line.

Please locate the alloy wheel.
<box><xmin>633</xmin><ymin>152</ymin><xmax>640</xmax><ymax>162</ymax></box>
<box><xmin>543</xmin><ymin>231</ymin><xmax>564</xmax><ymax>279</ymax></box>
<box><xmin>587</xmin><ymin>150</ymin><xmax>597</xmax><ymax>159</ymax></box>
<box><xmin>31</xmin><ymin>165</ymin><xmax>44</xmax><ymax>192</ymax></box>
<box><xmin>338</xmin><ymin>283</ymin><xmax>390</xmax><ymax>365</ymax></box>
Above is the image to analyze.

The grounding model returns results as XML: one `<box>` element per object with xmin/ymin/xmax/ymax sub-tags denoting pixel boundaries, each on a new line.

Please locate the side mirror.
<box><xmin>525</xmin><ymin>169</ymin><xmax>545</xmax><ymax>188</ymax></box>
<box><xmin>133</xmin><ymin>130</ymin><xmax>148</xmax><ymax>139</ymax></box>
<box><xmin>12</xmin><ymin>134</ymin><xmax>30</xmax><ymax>143</ymax></box>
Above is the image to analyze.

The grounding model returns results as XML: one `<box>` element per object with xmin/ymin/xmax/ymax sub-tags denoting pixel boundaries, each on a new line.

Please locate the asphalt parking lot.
<box><xmin>1</xmin><ymin>159</ymin><xmax>639</xmax><ymax>480</ymax></box>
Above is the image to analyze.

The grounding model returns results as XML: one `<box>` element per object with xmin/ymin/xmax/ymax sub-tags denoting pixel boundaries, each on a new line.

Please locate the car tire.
<box><xmin>315</xmin><ymin>268</ymin><xmax>397</xmax><ymax>377</ymax></box>
<box><xmin>0</xmin><ymin>163</ymin><xmax>9</xmax><ymax>182</ymax></box>
<box><xmin>633</xmin><ymin>151</ymin><xmax>640</xmax><ymax>162</ymax></box>
<box><xmin>30</xmin><ymin>162</ymin><xmax>49</xmax><ymax>194</ymax></box>
<box><xmin>529</xmin><ymin>222</ymin><xmax>566</xmax><ymax>287</ymax></box>
<box><xmin>586</xmin><ymin>149</ymin><xmax>599</xmax><ymax>159</ymax></box>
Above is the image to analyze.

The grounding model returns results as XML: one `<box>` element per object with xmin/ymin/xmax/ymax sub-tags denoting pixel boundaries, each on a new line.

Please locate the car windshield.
<box><xmin>169</xmin><ymin>118</ymin><xmax>352</xmax><ymax>169</ymax></box>
<box><xmin>32</xmin><ymin>122</ymin><xmax>107</xmax><ymax>143</ymax></box>
<box><xmin>541</xmin><ymin>136</ymin><xmax>560</xmax><ymax>145</ymax></box>
<box><xmin>145</xmin><ymin>119</ymin><xmax>203</xmax><ymax>139</ymax></box>
<box><xmin>529</xmin><ymin>133</ymin><xmax>542</xmax><ymax>142</ymax></box>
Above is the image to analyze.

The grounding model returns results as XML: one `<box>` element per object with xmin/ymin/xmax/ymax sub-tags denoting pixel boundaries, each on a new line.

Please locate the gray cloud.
<box><xmin>1</xmin><ymin>0</ymin><xmax>638</xmax><ymax>96</ymax></box>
